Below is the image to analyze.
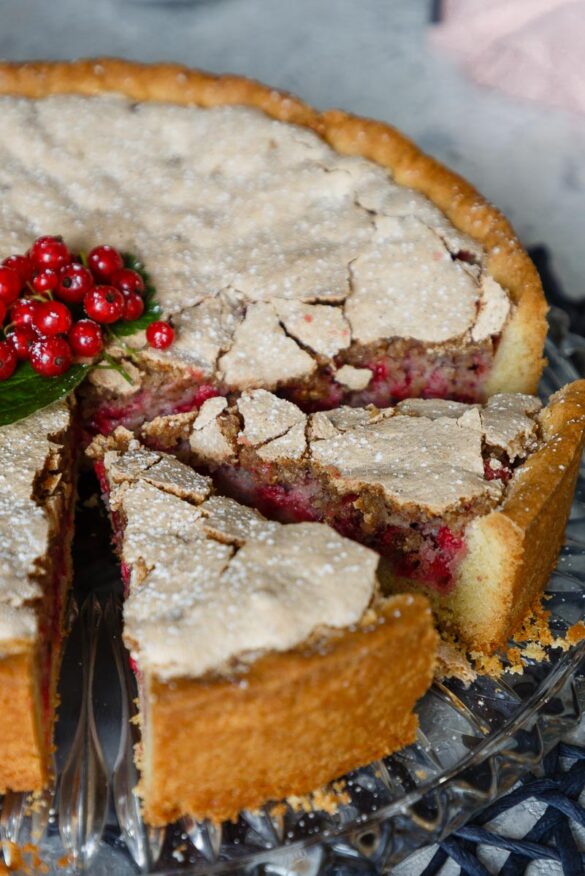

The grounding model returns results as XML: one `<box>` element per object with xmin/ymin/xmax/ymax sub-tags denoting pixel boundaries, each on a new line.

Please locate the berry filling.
<box><xmin>214</xmin><ymin>465</ymin><xmax>467</xmax><ymax>593</ymax></box>
<box><xmin>282</xmin><ymin>344</ymin><xmax>492</xmax><ymax>413</ymax></box>
<box><xmin>85</xmin><ymin>380</ymin><xmax>223</xmax><ymax>437</ymax></box>
<box><xmin>83</xmin><ymin>342</ymin><xmax>493</xmax><ymax>438</ymax></box>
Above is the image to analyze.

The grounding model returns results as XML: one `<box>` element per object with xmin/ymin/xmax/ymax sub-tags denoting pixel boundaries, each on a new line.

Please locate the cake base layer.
<box><xmin>140</xmin><ymin>594</ymin><xmax>436</xmax><ymax>825</ymax></box>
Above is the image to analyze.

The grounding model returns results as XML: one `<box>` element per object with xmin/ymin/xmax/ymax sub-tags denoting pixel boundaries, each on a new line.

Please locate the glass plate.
<box><xmin>3</xmin><ymin>333</ymin><xmax>585</xmax><ymax>876</ymax></box>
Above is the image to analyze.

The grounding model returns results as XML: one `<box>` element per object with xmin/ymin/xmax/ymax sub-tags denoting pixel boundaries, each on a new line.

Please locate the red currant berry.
<box><xmin>33</xmin><ymin>269</ymin><xmax>59</xmax><ymax>295</ymax></box>
<box><xmin>56</xmin><ymin>263</ymin><xmax>94</xmax><ymax>304</ymax></box>
<box><xmin>34</xmin><ymin>300</ymin><xmax>73</xmax><ymax>336</ymax></box>
<box><xmin>0</xmin><ymin>340</ymin><xmax>17</xmax><ymax>380</ymax></box>
<box><xmin>146</xmin><ymin>320</ymin><xmax>175</xmax><ymax>350</ymax></box>
<box><xmin>2</xmin><ymin>254</ymin><xmax>33</xmax><ymax>284</ymax></box>
<box><xmin>69</xmin><ymin>320</ymin><xmax>104</xmax><ymax>358</ymax></box>
<box><xmin>87</xmin><ymin>245</ymin><xmax>124</xmax><ymax>281</ymax></box>
<box><xmin>111</xmin><ymin>267</ymin><xmax>145</xmax><ymax>297</ymax></box>
<box><xmin>123</xmin><ymin>292</ymin><xmax>144</xmax><ymax>322</ymax></box>
<box><xmin>29</xmin><ymin>236</ymin><xmax>71</xmax><ymax>272</ymax></box>
<box><xmin>7</xmin><ymin>326</ymin><xmax>35</xmax><ymax>360</ymax></box>
<box><xmin>83</xmin><ymin>285</ymin><xmax>125</xmax><ymax>324</ymax></box>
<box><xmin>0</xmin><ymin>302</ymin><xmax>6</xmax><ymax>325</ymax></box>
<box><xmin>30</xmin><ymin>337</ymin><xmax>72</xmax><ymax>377</ymax></box>
<box><xmin>0</xmin><ymin>266</ymin><xmax>22</xmax><ymax>305</ymax></box>
<box><xmin>10</xmin><ymin>299</ymin><xmax>39</xmax><ymax>329</ymax></box>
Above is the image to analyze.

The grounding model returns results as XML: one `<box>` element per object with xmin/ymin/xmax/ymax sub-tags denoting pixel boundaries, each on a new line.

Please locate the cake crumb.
<box><xmin>287</xmin><ymin>781</ymin><xmax>350</xmax><ymax>816</ymax></box>
<box><xmin>470</xmin><ymin>651</ymin><xmax>505</xmax><ymax>678</ymax></box>
<box><xmin>566</xmin><ymin>620</ymin><xmax>585</xmax><ymax>645</ymax></box>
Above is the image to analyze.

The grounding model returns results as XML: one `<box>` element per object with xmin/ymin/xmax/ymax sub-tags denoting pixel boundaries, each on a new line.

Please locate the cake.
<box><xmin>0</xmin><ymin>60</ymin><xmax>578</xmax><ymax>825</ymax></box>
<box><xmin>0</xmin><ymin>60</ymin><xmax>547</xmax><ymax>434</ymax></box>
<box><xmin>0</xmin><ymin>400</ymin><xmax>75</xmax><ymax>792</ymax></box>
<box><xmin>139</xmin><ymin>381</ymin><xmax>585</xmax><ymax>653</ymax></box>
<box><xmin>88</xmin><ymin>431</ymin><xmax>437</xmax><ymax>824</ymax></box>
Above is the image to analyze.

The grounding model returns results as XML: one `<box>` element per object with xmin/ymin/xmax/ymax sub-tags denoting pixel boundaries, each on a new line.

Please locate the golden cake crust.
<box><xmin>0</xmin><ymin>58</ymin><xmax>547</xmax><ymax>395</ymax></box>
<box><xmin>396</xmin><ymin>380</ymin><xmax>585</xmax><ymax>652</ymax></box>
<box><xmin>0</xmin><ymin>651</ymin><xmax>45</xmax><ymax>792</ymax></box>
<box><xmin>142</xmin><ymin>594</ymin><xmax>437</xmax><ymax>825</ymax></box>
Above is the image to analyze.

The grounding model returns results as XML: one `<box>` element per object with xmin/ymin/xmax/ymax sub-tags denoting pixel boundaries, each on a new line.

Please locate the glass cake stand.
<box><xmin>2</xmin><ymin>331</ymin><xmax>585</xmax><ymax>876</ymax></box>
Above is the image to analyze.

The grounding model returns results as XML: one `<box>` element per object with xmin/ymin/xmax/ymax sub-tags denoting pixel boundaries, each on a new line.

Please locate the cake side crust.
<box><xmin>443</xmin><ymin>380</ymin><xmax>585</xmax><ymax>652</ymax></box>
<box><xmin>141</xmin><ymin>593</ymin><xmax>437</xmax><ymax>825</ymax></box>
<box><xmin>0</xmin><ymin>649</ymin><xmax>45</xmax><ymax>792</ymax></box>
<box><xmin>0</xmin><ymin>58</ymin><xmax>546</xmax><ymax>397</ymax></box>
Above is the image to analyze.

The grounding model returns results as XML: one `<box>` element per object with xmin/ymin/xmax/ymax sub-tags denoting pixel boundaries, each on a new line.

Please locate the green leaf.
<box><xmin>0</xmin><ymin>362</ymin><xmax>92</xmax><ymax>426</ymax></box>
<box><xmin>109</xmin><ymin>252</ymin><xmax>162</xmax><ymax>337</ymax></box>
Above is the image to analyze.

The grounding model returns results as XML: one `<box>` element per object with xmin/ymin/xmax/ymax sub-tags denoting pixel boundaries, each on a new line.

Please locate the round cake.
<box><xmin>0</xmin><ymin>61</ymin><xmax>580</xmax><ymax>833</ymax></box>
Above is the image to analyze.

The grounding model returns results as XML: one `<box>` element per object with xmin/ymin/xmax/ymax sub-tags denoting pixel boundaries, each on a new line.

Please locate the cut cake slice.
<box><xmin>89</xmin><ymin>432</ymin><xmax>437</xmax><ymax>825</ymax></box>
<box><xmin>140</xmin><ymin>381</ymin><xmax>585</xmax><ymax>654</ymax></box>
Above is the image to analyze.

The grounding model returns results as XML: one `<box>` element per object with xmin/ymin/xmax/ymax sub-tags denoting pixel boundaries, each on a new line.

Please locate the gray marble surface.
<box><xmin>1</xmin><ymin>0</ymin><xmax>584</xmax><ymax>299</ymax></box>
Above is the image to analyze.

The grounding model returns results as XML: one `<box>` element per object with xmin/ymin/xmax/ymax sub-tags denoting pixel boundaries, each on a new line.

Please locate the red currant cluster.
<box><xmin>0</xmin><ymin>236</ymin><xmax>174</xmax><ymax>381</ymax></box>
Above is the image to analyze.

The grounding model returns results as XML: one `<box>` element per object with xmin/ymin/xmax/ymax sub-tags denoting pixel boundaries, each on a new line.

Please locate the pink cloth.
<box><xmin>432</xmin><ymin>0</ymin><xmax>585</xmax><ymax>115</ymax></box>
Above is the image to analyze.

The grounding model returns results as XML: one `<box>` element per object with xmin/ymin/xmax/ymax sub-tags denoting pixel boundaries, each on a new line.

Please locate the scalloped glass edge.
<box><xmin>3</xmin><ymin>331</ymin><xmax>585</xmax><ymax>875</ymax></box>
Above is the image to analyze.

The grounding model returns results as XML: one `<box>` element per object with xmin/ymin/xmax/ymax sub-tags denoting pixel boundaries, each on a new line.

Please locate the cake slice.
<box><xmin>0</xmin><ymin>401</ymin><xmax>75</xmax><ymax>792</ymax></box>
<box><xmin>141</xmin><ymin>381</ymin><xmax>585</xmax><ymax>655</ymax></box>
<box><xmin>89</xmin><ymin>433</ymin><xmax>437</xmax><ymax>825</ymax></box>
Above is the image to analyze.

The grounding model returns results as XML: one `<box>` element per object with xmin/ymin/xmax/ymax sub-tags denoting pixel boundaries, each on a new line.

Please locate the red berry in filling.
<box><xmin>0</xmin><ymin>266</ymin><xmax>22</xmax><ymax>305</ymax></box>
<box><xmin>29</xmin><ymin>236</ymin><xmax>71</xmax><ymax>272</ymax></box>
<box><xmin>2</xmin><ymin>254</ymin><xmax>33</xmax><ymax>284</ymax></box>
<box><xmin>87</xmin><ymin>245</ymin><xmax>124</xmax><ymax>281</ymax></box>
<box><xmin>146</xmin><ymin>320</ymin><xmax>174</xmax><ymax>349</ymax></box>
<box><xmin>123</xmin><ymin>292</ymin><xmax>144</xmax><ymax>322</ymax></box>
<box><xmin>0</xmin><ymin>301</ymin><xmax>5</xmax><ymax>325</ymax></box>
<box><xmin>484</xmin><ymin>460</ymin><xmax>512</xmax><ymax>483</ymax></box>
<box><xmin>56</xmin><ymin>263</ymin><xmax>94</xmax><ymax>304</ymax></box>
<box><xmin>370</xmin><ymin>360</ymin><xmax>389</xmax><ymax>384</ymax></box>
<box><xmin>84</xmin><ymin>285</ymin><xmax>125</xmax><ymax>324</ymax></box>
<box><xmin>436</xmin><ymin>526</ymin><xmax>464</xmax><ymax>556</ymax></box>
<box><xmin>7</xmin><ymin>326</ymin><xmax>35</xmax><ymax>360</ymax></box>
<box><xmin>10</xmin><ymin>298</ymin><xmax>39</xmax><ymax>328</ymax></box>
<box><xmin>111</xmin><ymin>267</ymin><xmax>145</xmax><ymax>297</ymax></box>
<box><xmin>34</xmin><ymin>300</ymin><xmax>73</xmax><ymax>336</ymax></box>
<box><xmin>30</xmin><ymin>336</ymin><xmax>72</xmax><ymax>377</ymax></box>
<box><xmin>33</xmin><ymin>269</ymin><xmax>59</xmax><ymax>295</ymax></box>
<box><xmin>193</xmin><ymin>384</ymin><xmax>221</xmax><ymax>408</ymax></box>
<box><xmin>69</xmin><ymin>319</ymin><xmax>104</xmax><ymax>358</ymax></box>
<box><xmin>0</xmin><ymin>340</ymin><xmax>17</xmax><ymax>380</ymax></box>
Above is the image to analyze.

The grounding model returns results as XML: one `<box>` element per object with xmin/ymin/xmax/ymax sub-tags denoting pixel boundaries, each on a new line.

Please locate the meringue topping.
<box><xmin>102</xmin><ymin>441</ymin><xmax>379</xmax><ymax>679</ymax></box>
<box><xmin>0</xmin><ymin>95</ymin><xmax>511</xmax><ymax>391</ymax></box>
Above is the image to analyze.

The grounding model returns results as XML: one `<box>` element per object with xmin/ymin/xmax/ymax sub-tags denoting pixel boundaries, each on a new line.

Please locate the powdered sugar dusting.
<box><xmin>0</xmin><ymin>402</ymin><xmax>71</xmax><ymax>649</ymax></box>
<box><xmin>0</xmin><ymin>94</ymin><xmax>510</xmax><ymax>390</ymax></box>
<box><xmin>102</xmin><ymin>440</ymin><xmax>379</xmax><ymax>679</ymax></box>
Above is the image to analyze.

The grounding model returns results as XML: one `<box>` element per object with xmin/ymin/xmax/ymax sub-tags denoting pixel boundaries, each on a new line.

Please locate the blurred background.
<box><xmin>1</xmin><ymin>0</ymin><xmax>584</xmax><ymax>305</ymax></box>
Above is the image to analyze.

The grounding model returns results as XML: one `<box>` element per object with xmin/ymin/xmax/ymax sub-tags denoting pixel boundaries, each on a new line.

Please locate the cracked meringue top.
<box><xmin>100</xmin><ymin>440</ymin><xmax>380</xmax><ymax>680</ymax></box>
<box><xmin>0</xmin><ymin>94</ymin><xmax>511</xmax><ymax>390</ymax></box>
<box><xmin>0</xmin><ymin>402</ymin><xmax>71</xmax><ymax>653</ymax></box>
<box><xmin>178</xmin><ymin>389</ymin><xmax>543</xmax><ymax>517</ymax></box>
